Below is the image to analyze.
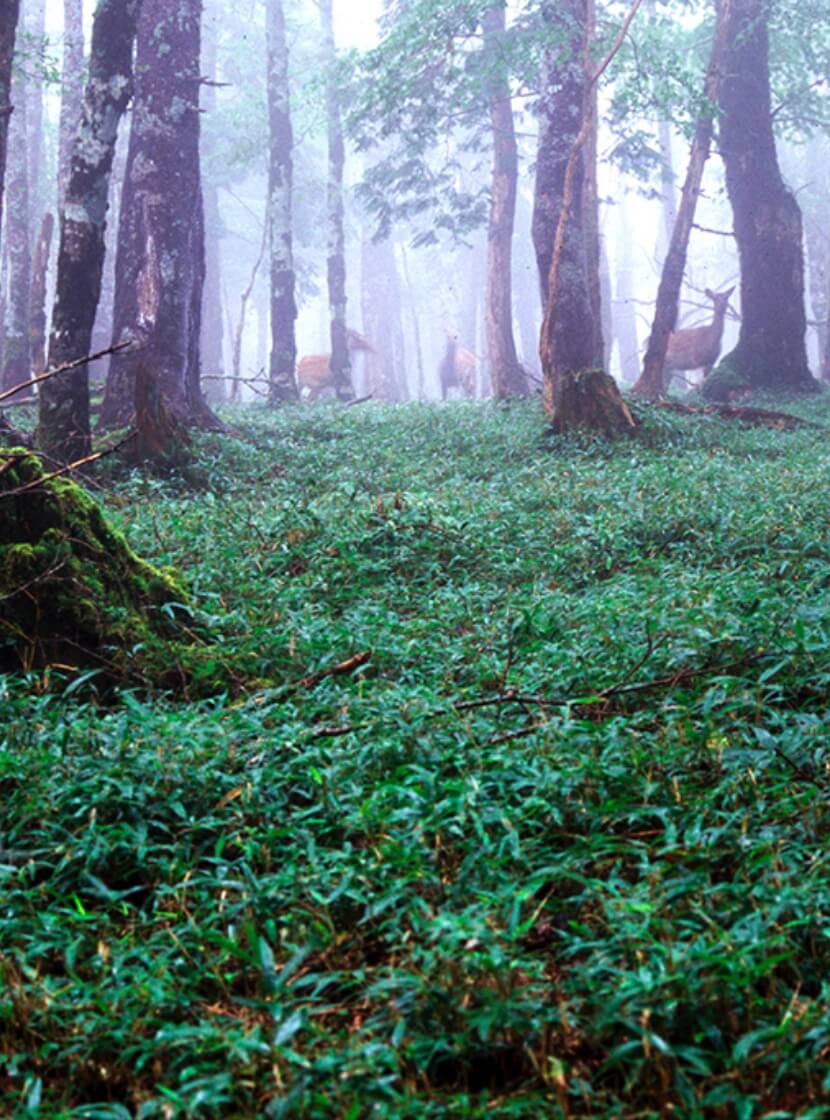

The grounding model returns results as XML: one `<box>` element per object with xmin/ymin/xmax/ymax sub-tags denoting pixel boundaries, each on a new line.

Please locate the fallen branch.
<box><xmin>0</xmin><ymin>340</ymin><xmax>135</xmax><ymax>407</ymax></box>
<box><xmin>656</xmin><ymin>400</ymin><xmax>820</xmax><ymax>430</ymax></box>
<box><xmin>296</xmin><ymin>650</ymin><xmax>372</xmax><ymax>692</ymax></box>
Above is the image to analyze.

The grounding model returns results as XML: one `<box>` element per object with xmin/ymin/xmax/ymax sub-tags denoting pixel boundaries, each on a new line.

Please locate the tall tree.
<box><xmin>320</xmin><ymin>0</ymin><xmax>352</xmax><ymax>401</ymax></box>
<box><xmin>0</xmin><ymin>0</ymin><xmax>21</xmax><ymax>254</ymax></box>
<box><xmin>534</xmin><ymin>0</ymin><xmax>595</xmax><ymax>410</ymax></box>
<box><xmin>39</xmin><ymin>0</ymin><xmax>142</xmax><ymax>463</ymax></box>
<box><xmin>101</xmin><ymin>0</ymin><xmax>219</xmax><ymax>433</ymax></box>
<box><xmin>482</xmin><ymin>2</ymin><xmax>526</xmax><ymax>398</ymax></box>
<box><xmin>266</xmin><ymin>0</ymin><xmax>298</xmax><ymax>404</ymax></box>
<box><xmin>714</xmin><ymin>0</ymin><xmax>816</xmax><ymax>394</ymax></box>
<box><xmin>58</xmin><ymin>0</ymin><xmax>84</xmax><ymax>210</ymax></box>
<box><xmin>201</xmin><ymin>3</ymin><xmax>225</xmax><ymax>402</ymax></box>
<box><xmin>1</xmin><ymin>67</ymin><xmax>31</xmax><ymax>396</ymax></box>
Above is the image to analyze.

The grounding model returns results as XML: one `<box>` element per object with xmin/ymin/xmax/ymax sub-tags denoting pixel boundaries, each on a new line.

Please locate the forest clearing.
<box><xmin>4</xmin><ymin>398</ymin><xmax>830</xmax><ymax>1117</ymax></box>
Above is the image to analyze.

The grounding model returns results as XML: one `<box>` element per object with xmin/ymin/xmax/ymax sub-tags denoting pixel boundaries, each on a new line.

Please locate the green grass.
<box><xmin>3</xmin><ymin>398</ymin><xmax>830</xmax><ymax>1118</ymax></box>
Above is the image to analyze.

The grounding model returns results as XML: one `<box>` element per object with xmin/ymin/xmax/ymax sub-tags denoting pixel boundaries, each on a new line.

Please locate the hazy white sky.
<box><xmin>42</xmin><ymin>0</ymin><xmax>383</xmax><ymax>50</ymax></box>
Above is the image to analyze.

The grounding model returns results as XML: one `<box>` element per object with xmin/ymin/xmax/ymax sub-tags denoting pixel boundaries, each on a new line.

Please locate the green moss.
<box><xmin>0</xmin><ymin>446</ymin><xmax>239</xmax><ymax>692</ymax></box>
<box><xmin>701</xmin><ymin>359</ymin><xmax>752</xmax><ymax>402</ymax></box>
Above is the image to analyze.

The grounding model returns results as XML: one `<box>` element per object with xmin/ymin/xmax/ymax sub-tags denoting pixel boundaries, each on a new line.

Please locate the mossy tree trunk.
<box><xmin>716</xmin><ymin>0</ymin><xmax>816</xmax><ymax>394</ymax></box>
<box><xmin>39</xmin><ymin>0</ymin><xmax>142</xmax><ymax>464</ymax></box>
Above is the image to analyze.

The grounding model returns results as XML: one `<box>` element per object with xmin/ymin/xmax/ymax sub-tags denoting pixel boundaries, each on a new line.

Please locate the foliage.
<box><xmin>4</xmin><ymin>399</ymin><xmax>830</xmax><ymax>1116</ymax></box>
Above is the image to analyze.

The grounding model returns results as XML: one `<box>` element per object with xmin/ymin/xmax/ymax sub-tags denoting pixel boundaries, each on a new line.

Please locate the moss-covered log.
<box><xmin>0</xmin><ymin>446</ymin><xmax>200</xmax><ymax>686</ymax></box>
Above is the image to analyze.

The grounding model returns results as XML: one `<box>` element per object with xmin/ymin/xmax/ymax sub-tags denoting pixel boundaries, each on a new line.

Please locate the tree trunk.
<box><xmin>535</xmin><ymin>0</ymin><xmax>596</xmax><ymax>415</ymax></box>
<box><xmin>2</xmin><ymin>69</ymin><xmax>31</xmax><ymax>398</ymax></box>
<box><xmin>361</xmin><ymin>229</ymin><xmax>407</xmax><ymax>401</ymax></box>
<box><xmin>266</xmin><ymin>0</ymin><xmax>298</xmax><ymax>405</ymax></box>
<box><xmin>26</xmin><ymin>0</ymin><xmax>47</xmax><ymax>218</ymax></box>
<box><xmin>101</xmin><ymin>0</ymin><xmax>220</xmax><ymax>434</ymax></box>
<box><xmin>58</xmin><ymin>0</ymin><xmax>84</xmax><ymax>211</ymax></box>
<box><xmin>320</xmin><ymin>0</ymin><xmax>352</xmax><ymax>401</ymax></box>
<box><xmin>0</xmin><ymin>0</ymin><xmax>21</xmax><ymax>254</ymax></box>
<box><xmin>615</xmin><ymin>200</ymin><xmax>641</xmax><ymax>384</ymax></box>
<box><xmin>632</xmin><ymin>0</ymin><xmax>731</xmax><ymax>399</ymax></box>
<box><xmin>398</xmin><ymin>240</ymin><xmax>424</xmax><ymax>399</ymax></box>
<box><xmin>482</xmin><ymin>3</ymin><xmax>526</xmax><ymax>398</ymax></box>
<box><xmin>29</xmin><ymin>210</ymin><xmax>54</xmax><ymax>375</ymax></box>
<box><xmin>39</xmin><ymin>0</ymin><xmax>141</xmax><ymax>463</ymax></box>
<box><xmin>200</xmin><ymin>4</ymin><xmax>225</xmax><ymax>402</ymax></box>
<box><xmin>715</xmin><ymin>0</ymin><xmax>816</xmax><ymax>394</ymax></box>
<box><xmin>583</xmin><ymin>79</ymin><xmax>605</xmax><ymax>366</ymax></box>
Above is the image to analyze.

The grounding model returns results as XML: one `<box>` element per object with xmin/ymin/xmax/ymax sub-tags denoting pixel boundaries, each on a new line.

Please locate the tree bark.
<box><xmin>29</xmin><ymin>210</ymin><xmax>54</xmax><ymax>375</ymax></box>
<box><xmin>535</xmin><ymin>0</ymin><xmax>596</xmax><ymax>416</ymax></box>
<box><xmin>101</xmin><ymin>0</ymin><xmax>220</xmax><ymax>433</ymax></box>
<box><xmin>58</xmin><ymin>0</ymin><xmax>85</xmax><ymax>211</ymax></box>
<box><xmin>632</xmin><ymin>0</ymin><xmax>731</xmax><ymax>399</ymax></box>
<box><xmin>266</xmin><ymin>0</ymin><xmax>298</xmax><ymax>404</ymax></box>
<box><xmin>320</xmin><ymin>0</ymin><xmax>352</xmax><ymax>401</ymax></box>
<box><xmin>614</xmin><ymin>200</ymin><xmax>641</xmax><ymax>384</ymax></box>
<box><xmin>0</xmin><ymin>0</ymin><xmax>21</xmax><ymax>255</ymax></box>
<box><xmin>2</xmin><ymin>69</ymin><xmax>31</xmax><ymax>398</ymax></box>
<box><xmin>361</xmin><ymin>230</ymin><xmax>407</xmax><ymax>401</ymax></box>
<box><xmin>200</xmin><ymin>3</ymin><xmax>225</xmax><ymax>402</ymax></box>
<box><xmin>482</xmin><ymin>3</ymin><xmax>526</xmax><ymax>398</ymax></box>
<box><xmin>39</xmin><ymin>0</ymin><xmax>142</xmax><ymax>463</ymax></box>
<box><xmin>715</xmin><ymin>0</ymin><xmax>816</xmax><ymax>394</ymax></box>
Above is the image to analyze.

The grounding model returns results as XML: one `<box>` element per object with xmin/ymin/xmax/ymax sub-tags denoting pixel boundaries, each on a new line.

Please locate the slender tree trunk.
<box><xmin>0</xmin><ymin>0</ymin><xmax>21</xmax><ymax>256</ymax></box>
<box><xmin>615</xmin><ymin>200</ymin><xmax>641</xmax><ymax>384</ymax></box>
<box><xmin>267</xmin><ymin>0</ymin><xmax>298</xmax><ymax>404</ymax></box>
<box><xmin>26</xmin><ymin>0</ymin><xmax>46</xmax><ymax>216</ymax></box>
<box><xmin>482</xmin><ymin>3</ymin><xmax>526</xmax><ymax>398</ymax></box>
<box><xmin>320</xmin><ymin>0</ymin><xmax>352</xmax><ymax>401</ymax></box>
<box><xmin>58</xmin><ymin>0</ymin><xmax>84</xmax><ymax>211</ymax></box>
<box><xmin>39</xmin><ymin>0</ymin><xmax>141</xmax><ymax>463</ymax></box>
<box><xmin>89</xmin><ymin>127</ymin><xmax>127</xmax><ymax>384</ymax></box>
<box><xmin>102</xmin><ymin>0</ymin><xmax>220</xmax><ymax>434</ymax></box>
<box><xmin>201</xmin><ymin>3</ymin><xmax>225</xmax><ymax>402</ymax></box>
<box><xmin>398</xmin><ymin>240</ymin><xmax>424</xmax><ymax>399</ymax></box>
<box><xmin>715</xmin><ymin>0</ymin><xmax>816</xmax><ymax>393</ymax></box>
<box><xmin>633</xmin><ymin>0</ymin><xmax>731</xmax><ymax>398</ymax></box>
<box><xmin>583</xmin><ymin>79</ymin><xmax>604</xmax><ymax>366</ymax></box>
<box><xmin>2</xmin><ymin>70</ymin><xmax>31</xmax><ymax>397</ymax></box>
<box><xmin>29</xmin><ymin>210</ymin><xmax>53</xmax><ymax>374</ymax></box>
<box><xmin>361</xmin><ymin>229</ymin><xmax>407</xmax><ymax>401</ymax></box>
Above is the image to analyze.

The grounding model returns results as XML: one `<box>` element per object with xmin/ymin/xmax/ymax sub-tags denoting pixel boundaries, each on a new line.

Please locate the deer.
<box><xmin>439</xmin><ymin>330</ymin><xmax>476</xmax><ymax>399</ymax></box>
<box><xmin>297</xmin><ymin>328</ymin><xmax>375</xmax><ymax>401</ymax></box>
<box><xmin>664</xmin><ymin>287</ymin><xmax>735</xmax><ymax>383</ymax></box>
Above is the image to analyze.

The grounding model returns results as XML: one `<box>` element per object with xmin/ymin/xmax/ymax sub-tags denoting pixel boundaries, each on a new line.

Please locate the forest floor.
<box><xmin>4</xmin><ymin>395</ymin><xmax>830</xmax><ymax>1118</ymax></box>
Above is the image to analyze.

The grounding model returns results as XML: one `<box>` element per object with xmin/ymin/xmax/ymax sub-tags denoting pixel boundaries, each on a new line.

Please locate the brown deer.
<box><xmin>298</xmin><ymin>328</ymin><xmax>375</xmax><ymax>400</ymax></box>
<box><xmin>439</xmin><ymin>331</ymin><xmax>476</xmax><ymax>399</ymax></box>
<box><xmin>665</xmin><ymin>287</ymin><xmax>735</xmax><ymax>382</ymax></box>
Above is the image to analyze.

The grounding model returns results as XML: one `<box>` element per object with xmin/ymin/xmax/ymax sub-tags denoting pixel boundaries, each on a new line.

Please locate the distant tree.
<box><xmin>266</xmin><ymin>0</ymin><xmax>298</xmax><ymax>404</ymax></box>
<box><xmin>2</xmin><ymin>67</ymin><xmax>32</xmax><ymax>397</ymax></box>
<box><xmin>320</xmin><ymin>0</ymin><xmax>352</xmax><ymax>401</ymax></box>
<box><xmin>39</xmin><ymin>0</ymin><xmax>142</xmax><ymax>463</ymax></box>
<box><xmin>101</xmin><ymin>0</ymin><xmax>219</xmax><ymax>436</ymax></box>
<box><xmin>713</xmin><ymin>0</ymin><xmax>816</xmax><ymax>394</ymax></box>
<box><xmin>201</xmin><ymin>5</ymin><xmax>225</xmax><ymax>401</ymax></box>
<box><xmin>0</xmin><ymin>0</ymin><xmax>21</xmax><ymax>255</ymax></box>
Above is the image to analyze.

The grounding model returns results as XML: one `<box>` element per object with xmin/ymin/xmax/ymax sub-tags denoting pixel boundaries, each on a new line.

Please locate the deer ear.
<box><xmin>704</xmin><ymin>288</ymin><xmax>715</xmax><ymax>300</ymax></box>
<box><xmin>726</xmin><ymin>286</ymin><xmax>735</xmax><ymax>298</ymax></box>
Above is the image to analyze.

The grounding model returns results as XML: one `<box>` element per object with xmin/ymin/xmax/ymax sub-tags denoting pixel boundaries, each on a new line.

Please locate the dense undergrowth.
<box><xmin>4</xmin><ymin>397</ymin><xmax>830</xmax><ymax>1117</ymax></box>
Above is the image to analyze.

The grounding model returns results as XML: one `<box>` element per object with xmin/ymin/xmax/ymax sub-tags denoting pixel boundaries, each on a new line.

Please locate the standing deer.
<box><xmin>439</xmin><ymin>330</ymin><xmax>476</xmax><ymax>399</ymax></box>
<box><xmin>297</xmin><ymin>328</ymin><xmax>375</xmax><ymax>400</ymax></box>
<box><xmin>664</xmin><ymin>287</ymin><xmax>735</xmax><ymax>382</ymax></box>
